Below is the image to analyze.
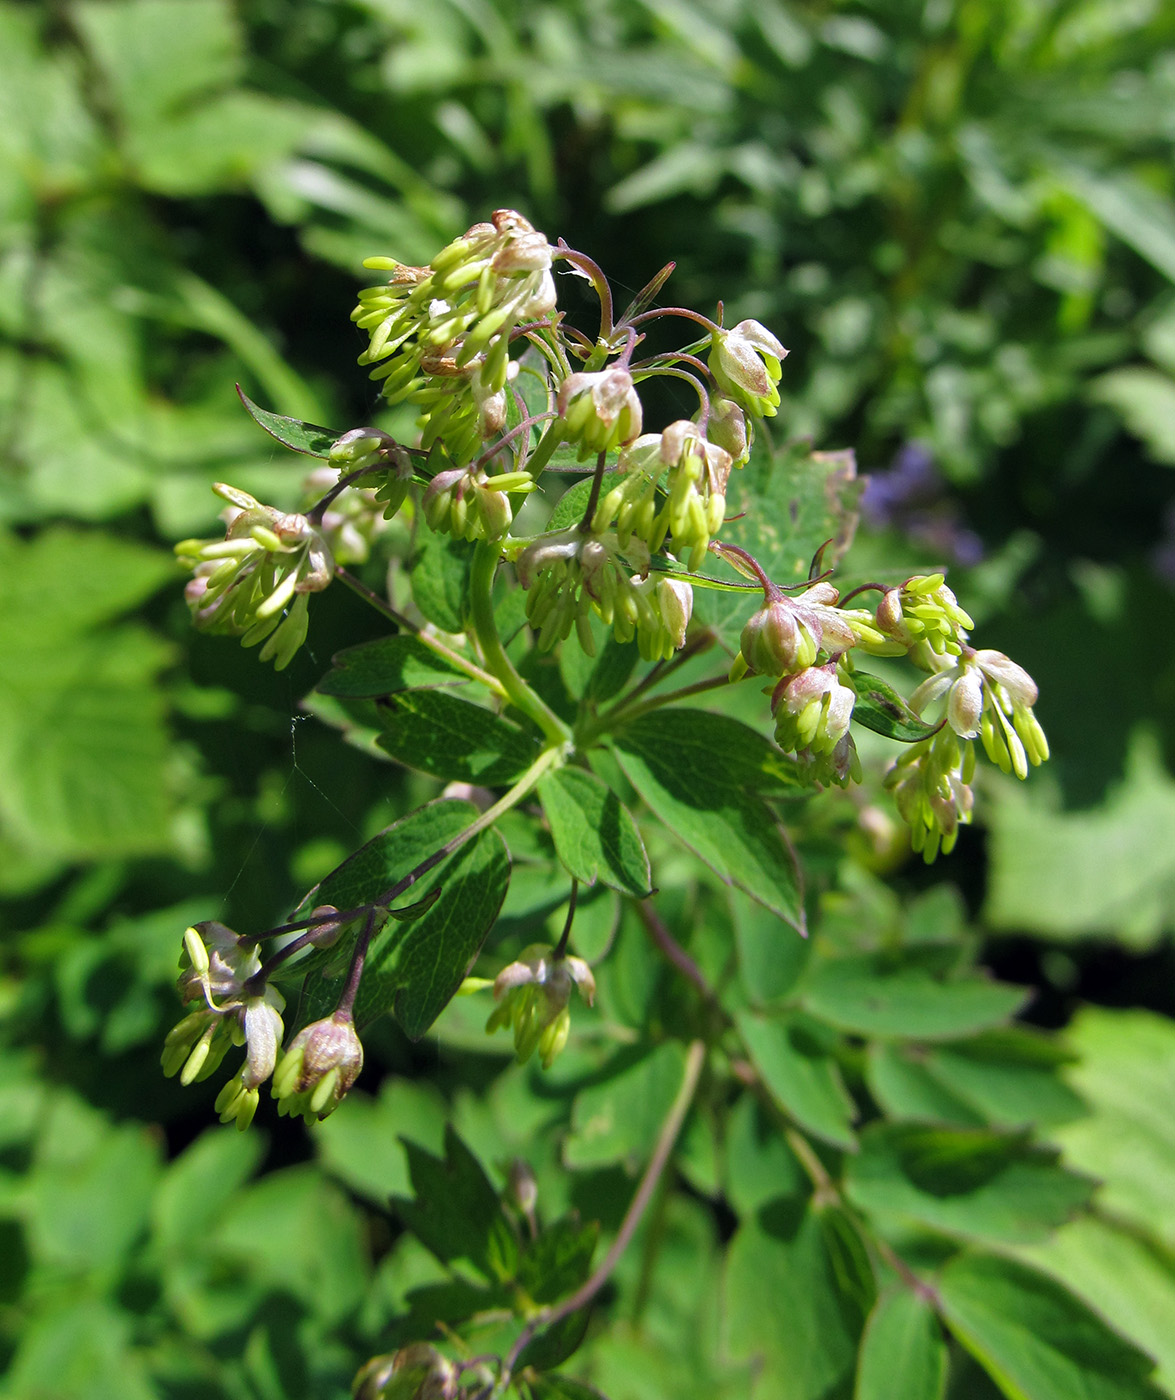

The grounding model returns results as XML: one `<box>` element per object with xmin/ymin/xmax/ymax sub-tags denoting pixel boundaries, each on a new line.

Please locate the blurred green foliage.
<box><xmin>3</xmin><ymin>0</ymin><xmax>1175</xmax><ymax>1397</ymax></box>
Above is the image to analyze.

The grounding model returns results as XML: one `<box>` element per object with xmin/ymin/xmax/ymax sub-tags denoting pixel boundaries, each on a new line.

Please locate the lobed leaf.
<box><xmin>855</xmin><ymin>1288</ymin><xmax>948</xmax><ymax>1400</ymax></box>
<box><xmin>845</xmin><ymin>1123</ymin><xmax>1094</xmax><ymax>1247</ymax></box>
<box><xmin>735</xmin><ymin>1010</ymin><xmax>857</xmax><ymax>1150</ymax></box>
<box><xmin>799</xmin><ymin>956</ymin><xmax>1028</xmax><ymax>1041</ymax></box>
<box><xmin>938</xmin><ymin>1252</ymin><xmax>1164</xmax><ymax>1400</ymax></box>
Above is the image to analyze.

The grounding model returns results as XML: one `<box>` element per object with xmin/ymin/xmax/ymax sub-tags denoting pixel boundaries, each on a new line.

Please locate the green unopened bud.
<box><xmin>557</xmin><ymin>368</ymin><xmax>643</xmax><ymax>458</ymax></box>
<box><xmin>273</xmin><ymin>1012</ymin><xmax>364</xmax><ymax>1123</ymax></box>
<box><xmin>353</xmin><ymin>1344</ymin><xmax>458</xmax><ymax>1400</ymax></box>
<box><xmin>773</xmin><ymin>664</ymin><xmax>856</xmax><ymax>757</ymax></box>
<box><xmin>707</xmin><ymin>396</ymin><xmax>751</xmax><ymax>466</ymax></box>
<box><xmin>739</xmin><ymin>597</ymin><xmax>819</xmax><ymax>677</ymax></box>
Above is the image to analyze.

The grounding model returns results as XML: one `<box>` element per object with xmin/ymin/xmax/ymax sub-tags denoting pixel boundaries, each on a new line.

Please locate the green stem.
<box><xmin>520</xmin><ymin>420</ymin><xmax>565</xmax><ymax>479</ymax></box>
<box><xmin>335</xmin><ymin>566</ymin><xmax>507</xmax><ymax>698</ymax></box>
<box><xmin>469</xmin><ymin>540</ymin><xmax>572</xmax><ymax>747</ymax></box>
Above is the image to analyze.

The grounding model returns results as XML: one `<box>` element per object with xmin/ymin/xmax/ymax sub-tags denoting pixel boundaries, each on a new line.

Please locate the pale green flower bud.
<box><xmin>708</xmin><ymin>319</ymin><xmax>788</xmax><ymax>418</ymax></box>
<box><xmin>896</xmin><ymin>574</ymin><xmax>974</xmax><ymax>657</ymax></box>
<box><xmin>885</xmin><ymin>728</ymin><xmax>975</xmax><ymax>863</ymax></box>
<box><xmin>162</xmin><ymin>1009</ymin><xmax>234</xmax><ymax>1085</ymax></box>
<box><xmin>707</xmin><ymin>396</ymin><xmax>751</xmax><ymax>467</ymax></box>
<box><xmin>353</xmin><ymin>1344</ymin><xmax>458</xmax><ymax>1400</ymax></box>
<box><xmin>273</xmin><ymin>1012</ymin><xmax>364</xmax><ymax>1123</ymax></box>
<box><xmin>557</xmin><ymin>368</ymin><xmax>643</xmax><ymax>459</ymax></box>
<box><xmin>773</xmin><ymin>664</ymin><xmax>855</xmax><ymax>757</ymax></box>
<box><xmin>176</xmin><ymin>489</ymin><xmax>334</xmax><ymax>670</ymax></box>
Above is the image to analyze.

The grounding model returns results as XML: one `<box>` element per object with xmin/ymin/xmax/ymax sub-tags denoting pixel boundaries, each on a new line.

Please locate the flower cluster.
<box><xmin>161</xmin><ymin>922</ymin><xmax>285</xmax><ymax>1130</ymax></box>
<box><xmin>177</xmin><ymin>485</ymin><xmax>333</xmax><ymax>670</ymax></box>
<box><xmin>163</xmin><ymin>919</ymin><xmax>365</xmax><ymax>1129</ymax></box>
<box><xmin>517</xmin><ymin>528</ymin><xmax>693</xmax><ymax>661</ymax></box>
<box><xmin>353</xmin><ymin>210</ymin><xmax>556</xmax><ymax>466</ymax></box>
<box><xmin>486</xmin><ymin>944</ymin><xmax>596</xmax><ymax>1068</ymax></box>
<box><xmin>423</xmin><ymin>464</ymin><xmax>536</xmax><ymax>542</ymax></box>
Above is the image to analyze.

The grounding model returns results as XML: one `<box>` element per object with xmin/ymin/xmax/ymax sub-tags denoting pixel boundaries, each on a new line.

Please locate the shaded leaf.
<box><xmin>1052</xmin><ymin>1007</ymin><xmax>1175</xmax><ymax>1251</ymax></box>
<box><xmin>394</xmin><ymin>1125</ymin><xmax>519</xmax><ymax>1282</ymax></box>
<box><xmin>236</xmin><ymin>386</ymin><xmax>342</xmax><ymax>457</ymax></box>
<box><xmin>799</xmin><ymin>956</ymin><xmax>1028</xmax><ymax>1041</ymax></box>
<box><xmin>693</xmin><ymin>440</ymin><xmax>860</xmax><ymax>650</ymax></box>
<box><xmin>849</xmin><ymin>671</ymin><xmax>940</xmax><ymax>743</ymax></box>
<box><xmin>845</xmin><ymin>1123</ymin><xmax>1093</xmax><ymax>1246</ymax></box>
<box><xmin>317</xmin><ymin>635</ymin><xmax>469</xmax><ymax>697</ymax></box>
<box><xmin>564</xmin><ymin>1043</ymin><xmax>688</xmax><ymax>1171</ymax></box>
<box><xmin>723</xmin><ymin>1202</ymin><xmax>860</xmax><ymax>1400</ymax></box>
<box><xmin>409</xmin><ymin>534</ymin><xmax>474</xmax><ymax>633</ymax></box>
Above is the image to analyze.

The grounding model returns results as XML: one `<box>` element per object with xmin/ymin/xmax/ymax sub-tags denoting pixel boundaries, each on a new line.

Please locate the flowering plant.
<box><xmin>158</xmin><ymin>214</ymin><xmax>1134</xmax><ymax>1400</ymax></box>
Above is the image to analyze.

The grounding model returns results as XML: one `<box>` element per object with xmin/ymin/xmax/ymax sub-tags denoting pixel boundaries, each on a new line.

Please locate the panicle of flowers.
<box><xmin>176</xmin><ymin>484</ymin><xmax>333</xmax><ymax>670</ymax></box>
<box><xmin>885</xmin><ymin>727</ymin><xmax>976</xmax><ymax>863</ymax></box>
<box><xmin>486</xmin><ymin>944</ymin><xmax>596</xmax><ymax>1069</ymax></box>
<box><xmin>353</xmin><ymin>211</ymin><xmax>555</xmax><ymax>466</ymax></box>
<box><xmin>557</xmin><ymin>367</ymin><xmax>643</xmax><ymax>459</ymax></box>
<box><xmin>908</xmin><ymin>647</ymin><xmax>1048</xmax><ymax>782</ymax></box>
<box><xmin>517</xmin><ymin>527</ymin><xmax>693</xmax><ymax>660</ymax></box>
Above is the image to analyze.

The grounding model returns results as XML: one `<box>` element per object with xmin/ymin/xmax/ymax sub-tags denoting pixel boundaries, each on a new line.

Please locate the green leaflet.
<box><xmin>1052</xmin><ymin>1007</ymin><xmax>1175</xmax><ymax>1251</ymax></box>
<box><xmin>612</xmin><ymin>709</ymin><xmax>803</xmax><ymax>929</ymax></box>
<box><xmin>409</xmin><ymin>534</ymin><xmax>475</xmax><ymax>633</ymax></box>
<box><xmin>537</xmin><ymin>766</ymin><xmax>652</xmax><ymax>896</ymax></box>
<box><xmin>848</xmin><ymin>671</ymin><xmax>940</xmax><ymax>743</ymax></box>
<box><xmin>360</xmin><ymin>826</ymin><xmax>509</xmax><ymax>1037</ymax></box>
<box><xmin>693</xmin><ymin>438</ymin><xmax>861</xmax><ymax>650</ymax></box>
<box><xmin>845</xmin><ymin>1123</ymin><xmax>1094</xmax><ymax>1247</ymax></box>
<box><xmin>938</xmin><ymin>1252</ymin><xmax>1164</xmax><ymax>1400</ymax></box>
<box><xmin>799</xmin><ymin>956</ymin><xmax>1028</xmax><ymax>1041</ymax></box>
<box><xmin>735</xmin><ymin>1010</ymin><xmax>857</xmax><ymax>1150</ymax></box>
<box><xmin>236</xmin><ymin>386</ymin><xmax>343</xmax><ymax>458</ymax></box>
<box><xmin>293</xmin><ymin>798</ymin><xmax>508</xmax><ymax>1038</ymax></box>
<box><xmin>317</xmin><ymin>635</ymin><xmax>469</xmax><ymax>698</ymax></box>
<box><xmin>564</xmin><ymin>1043</ymin><xmax>689</xmax><ymax>1171</ymax></box>
<box><xmin>723</xmin><ymin>1203</ymin><xmax>860</xmax><ymax>1400</ymax></box>
<box><xmin>855</xmin><ymin>1288</ymin><xmax>947</xmax><ymax>1400</ymax></box>
<box><xmin>731</xmin><ymin>887</ymin><xmax>812</xmax><ymax>1007</ymax></box>
<box><xmin>394</xmin><ymin>1125</ymin><xmax>520</xmax><ymax>1282</ymax></box>
<box><xmin>0</xmin><ymin>529</ymin><xmax>176</xmax><ymax>868</ymax></box>
<box><xmin>376</xmin><ymin>689</ymin><xmax>540</xmax><ymax>784</ymax></box>
<box><xmin>304</xmin><ymin>798</ymin><xmax>475</xmax><ymax>913</ymax></box>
